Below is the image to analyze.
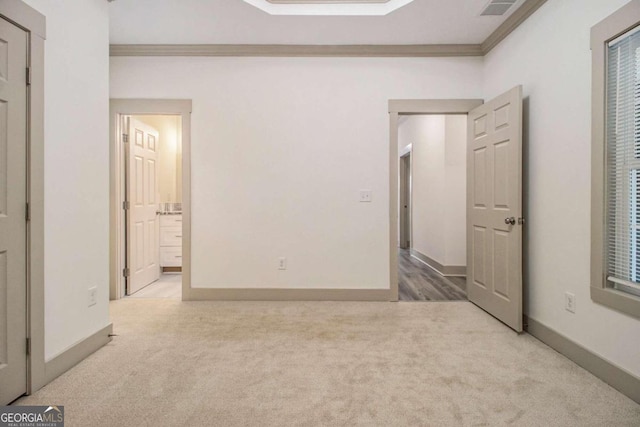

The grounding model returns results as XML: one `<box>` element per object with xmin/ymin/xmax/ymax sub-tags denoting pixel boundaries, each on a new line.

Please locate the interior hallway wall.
<box><xmin>444</xmin><ymin>115</ymin><xmax>467</xmax><ymax>267</ymax></box>
<box><xmin>398</xmin><ymin>115</ymin><xmax>466</xmax><ymax>269</ymax></box>
<box><xmin>483</xmin><ymin>0</ymin><xmax>640</xmax><ymax>376</ymax></box>
<box><xmin>110</xmin><ymin>57</ymin><xmax>483</xmax><ymax>289</ymax></box>
<box><xmin>23</xmin><ymin>0</ymin><xmax>110</xmax><ymax>360</ymax></box>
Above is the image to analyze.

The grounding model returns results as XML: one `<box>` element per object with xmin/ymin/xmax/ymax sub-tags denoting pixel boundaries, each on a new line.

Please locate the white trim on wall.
<box><xmin>110</xmin><ymin>44</ymin><xmax>484</xmax><ymax>58</ymax></box>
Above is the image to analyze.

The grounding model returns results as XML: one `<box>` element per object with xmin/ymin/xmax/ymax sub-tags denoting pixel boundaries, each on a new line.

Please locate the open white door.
<box><xmin>467</xmin><ymin>86</ymin><xmax>523</xmax><ymax>332</ymax></box>
<box><xmin>0</xmin><ymin>17</ymin><xmax>28</xmax><ymax>405</ymax></box>
<box><xmin>127</xmin><ymin>117</ymin><xmax>160</xmax><ymax>295</ymax></box>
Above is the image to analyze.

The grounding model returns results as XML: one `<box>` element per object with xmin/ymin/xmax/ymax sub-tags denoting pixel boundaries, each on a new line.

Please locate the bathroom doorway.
<box><xmin>125</xmin><ymin>115</ymin><xmax>183</xmax><ymax>298</ymax></box>
<box><xmin>110</xmin><ymin>100</ymin><xmax>192</xmax><ymax>300</ymax></box>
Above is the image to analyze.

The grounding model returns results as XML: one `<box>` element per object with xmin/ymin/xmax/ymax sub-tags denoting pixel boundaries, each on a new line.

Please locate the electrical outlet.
<box><xmin>88</xmin><ymin>287</ymin><xmax>97</xmax><ymax>307</ymax></box>
<box><xmin>565</xmin><ymin>292</ymin><xmax>576</xmax><ymax>313</ymax></box>
<box><xmin>359</xmin><ymin>190</ymin><xmax>372</xmax><ymax>203</ymax></box>
<box><xmin>278</xmin><ymin>257</ymin><xmax>287</xmax><ymax>270</ymax></box>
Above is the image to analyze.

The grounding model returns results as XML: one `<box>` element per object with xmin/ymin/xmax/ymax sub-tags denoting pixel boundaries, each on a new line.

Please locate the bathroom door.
<box><xmin>127</xmin><ymin>118</ymin><xmax>160</xmax><ymax>295</ymax></box>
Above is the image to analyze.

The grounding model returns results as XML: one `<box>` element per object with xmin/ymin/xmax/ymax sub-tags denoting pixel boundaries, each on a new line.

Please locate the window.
<box><xmin>606</xmin><ymin>27</ymin><xmax>640</xmax><ymax>299</ymax></box>
<box><xmin>592</xmin><ymin>1</ymin><xmax>640</xmax><ymax>319</ymax></box>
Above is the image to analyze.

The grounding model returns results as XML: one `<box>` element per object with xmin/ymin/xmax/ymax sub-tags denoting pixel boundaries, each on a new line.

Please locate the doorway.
<box><xmin>388</xmin><ymin>89</ymin><xmax>524</xmax><ymax>332</ymax></box>
<box><xmin>110</xmin><ymin>100</ymin><xmax>192</xmax><ymax>301</ymax></box>
<box><xmin>126</xmin><ymin>115</ymin><xmax>183</xmax><ymax>298</ymax></box>
<box><xmin>396</xmin><ymin>115</ymin><xmax>467</xmax><ymax>301</ymax></box>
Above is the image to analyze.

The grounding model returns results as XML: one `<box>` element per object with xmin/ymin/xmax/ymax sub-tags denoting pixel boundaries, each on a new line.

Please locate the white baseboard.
<box><xmin>185</xmin><ymin>288</ymin><xmax>391</xmax><ymax>301</ymax></box>
<box><xmin>44</xmin><ymin>324</ymin><xmax>113</xmax><ymax>385</ymax></box>
<box><xmin>525</xmin><ymin>316</ymin><xmax>640</xmax><ymax>404</ymax></box>
<box><xmin>409</xmin><ymin>249</ymin><xmax>466</xmax><ymax>277</ymax></box>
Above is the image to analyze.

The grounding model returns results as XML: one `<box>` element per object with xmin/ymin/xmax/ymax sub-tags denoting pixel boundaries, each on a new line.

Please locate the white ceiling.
<box><xmin>109</xmin><ymin>0</ymin><xmax>527</xmax><ymax>45</ymax></box>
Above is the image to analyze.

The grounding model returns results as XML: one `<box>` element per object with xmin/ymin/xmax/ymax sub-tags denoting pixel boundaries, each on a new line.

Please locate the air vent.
<box><xmin>480</xmin><ymin>0</ymin><xmax>516</xmax><ymax>16</ymax></box>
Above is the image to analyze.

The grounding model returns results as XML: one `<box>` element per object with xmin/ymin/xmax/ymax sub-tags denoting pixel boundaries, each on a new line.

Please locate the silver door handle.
<box><xmin>505</xmin><ymin>217</ymin><xmax>516</xmax><ymax>226</ymax></box>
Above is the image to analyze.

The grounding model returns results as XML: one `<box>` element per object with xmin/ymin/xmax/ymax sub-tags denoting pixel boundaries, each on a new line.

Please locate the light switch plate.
<box><xmin>565</xmin><ymin>292</ymin><xmax>575</xmax><ymax>313</ymax></box>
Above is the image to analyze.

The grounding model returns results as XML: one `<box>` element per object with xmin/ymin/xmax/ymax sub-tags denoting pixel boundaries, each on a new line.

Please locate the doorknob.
<box><xmin>505</xmin><ymin>217</ymin><xmax>516</xmax><ymax>226</ymax></box>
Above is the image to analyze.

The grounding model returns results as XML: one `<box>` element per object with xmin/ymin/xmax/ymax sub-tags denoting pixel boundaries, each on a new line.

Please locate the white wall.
<box><xmin>135</xmin><ymin>115</ymin><xmax>181</xmax><ymax>203</ymax></box>
<box><xmin>400</xmin><ymin>116</ymin><xmax>446</xmax><ymax>262</ymax></box>
<box><xmin>444</xmin><ymin>115</ymin><xmax>467</xmax><ymax>266</ymax></box>
<box><xmin>111</xmin><ymin>57</ymin><xmax>483</xmax><ymax>288</ymax></box>
<box><xmin>484</xmin><ymin>0</ymin><xmax>640</xmax><ymax>376</ymax></box>
<box><xmin>23</xmin><ymin>0</ymin><xmax>111</xmax><ymax>360</ymax></box>
<box><xmin>398</xmin><ymin>115</ymin><xmax>466</xmax><ymax>267</ymax></box>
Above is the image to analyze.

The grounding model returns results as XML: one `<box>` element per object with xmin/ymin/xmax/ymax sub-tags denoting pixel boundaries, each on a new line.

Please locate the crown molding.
<box><xmin>482</xmin><ymin>0</ymin><xmax>548</xmax><ymax>54</ymax></box>
<box><xmin>110</xmin><ymin>44</ymin><xmax>484</xmax><ymax>57</ymax></box>
<box><xmin>109</xmin><ymin>0</ymin><xmax>547</xmax><ymax>58</ymax></box>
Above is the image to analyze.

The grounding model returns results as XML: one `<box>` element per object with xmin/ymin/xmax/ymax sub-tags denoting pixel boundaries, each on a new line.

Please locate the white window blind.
<box><xmin>606</xmin><ymin>25</ymin><xmax>640</xmax><ymax>298</ymax></box>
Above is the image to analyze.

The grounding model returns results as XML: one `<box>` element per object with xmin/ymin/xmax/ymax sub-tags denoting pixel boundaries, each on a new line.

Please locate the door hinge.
<box><xmin>26</xmin><ymin>337</ymin><xmax>31</xmax><ymax>356</ymax></box>
<box><xmin>25</xmin><ymin>202</ymin><xmax>30</xmax><ymax>221</ymax></box>
<box><xmin>122</xmin><ymin>200</ymin><xmax>130</xmax><ymax>210</ymax></box>
<box><xmin>123</xmin><ymin>268</ymin><xmax>130</xmax><ymax>278</ymax></box>
<box><xmin>122</xmin><ymin>133</ymin><xmax>129</xmax><ymax>143</ymax></box>
<box><xmin>26</xmin><ymin>67</ymin><xmax>31</xmax><ymax>86</ymax></box>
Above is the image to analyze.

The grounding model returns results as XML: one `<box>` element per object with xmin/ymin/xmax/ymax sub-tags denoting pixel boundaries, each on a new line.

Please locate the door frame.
<box><xmin>109</xmin><ymin>99</ymin><xmax>192</xmax><ymax>301</ymax></box>
<box><xmin>388</xmin><ymin>99</ymin><xmax>483</xmax><ymax>301</ymax></box>
<box><xmin>0</xmin><ymin>1</ymin><xmax>46</xmax><ymax>394</ymax></box>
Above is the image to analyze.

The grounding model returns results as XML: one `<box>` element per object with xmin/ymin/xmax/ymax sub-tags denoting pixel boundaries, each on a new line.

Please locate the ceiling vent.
<box><xmin>480</xmin><ymin>0</ymin><xmax>517</xmax><ymax>16</ymax></box>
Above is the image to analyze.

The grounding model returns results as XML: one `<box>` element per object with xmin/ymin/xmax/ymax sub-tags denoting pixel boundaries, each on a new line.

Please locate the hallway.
<box><xmin>398</xmin><ymin>249</ymin><xmax>467</xmax><ymax>301</ymax></box>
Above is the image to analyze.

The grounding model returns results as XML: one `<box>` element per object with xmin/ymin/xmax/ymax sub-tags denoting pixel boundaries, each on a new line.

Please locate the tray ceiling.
<box><xmin>245</xmin><ymin>0</ymin><xmax>414</xmax><ymax>16</ymax></box>
<box><xmin>109</xmin><ymin>0</ymin><xmax>528</xmax><ymax>45</ymax></box>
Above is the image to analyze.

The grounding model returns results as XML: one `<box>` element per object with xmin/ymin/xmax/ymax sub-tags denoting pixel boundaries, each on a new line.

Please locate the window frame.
<box><xmin>591</xmin><ymin>0</ymin><xmax>640</xmax><ymax>319</ymax></box>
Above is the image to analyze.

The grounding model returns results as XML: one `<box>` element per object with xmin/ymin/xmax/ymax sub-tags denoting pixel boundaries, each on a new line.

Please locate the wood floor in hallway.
<box><xmin>398</xmin><ymin>249</ymin><xmax>467</xmax><ymax>301</ymax></box>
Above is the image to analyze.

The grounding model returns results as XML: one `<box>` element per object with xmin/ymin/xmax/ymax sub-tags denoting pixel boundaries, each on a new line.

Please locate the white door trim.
<box><xmin>388</xmin><ymin>99</ymin><xmax>483</xmax><ymax>301</ymax></box>
<box><xmin>109</xmin><ymin>99</ymin><xmax>192</xmax><ymax>301</ymax></box>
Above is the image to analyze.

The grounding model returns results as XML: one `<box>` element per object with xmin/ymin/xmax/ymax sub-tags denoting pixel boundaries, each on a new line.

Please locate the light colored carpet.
<box><xmin>16</xmin><ymin>300</ymin><xmax>640</xmax><ymax>426</ymax></box>
<box><xmin>127</xmin><ymin>273</ymin><xmax>182</xmax><ymax>299</ymax></box>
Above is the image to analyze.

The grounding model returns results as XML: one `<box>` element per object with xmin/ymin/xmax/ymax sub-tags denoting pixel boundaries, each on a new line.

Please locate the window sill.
<box><xmin>591</xmin><ymin>286</ymin><xmax>640</xmax><ymax>320</ymax></box>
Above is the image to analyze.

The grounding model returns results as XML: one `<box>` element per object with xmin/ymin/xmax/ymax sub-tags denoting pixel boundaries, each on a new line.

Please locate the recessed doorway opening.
<box><xmin>388</xmin><ymin>90</ymin><xmax>524</xmax><ymax>332</ymax></box>
<box><xmin>397</xmin><ymin>114</ymin><xmax>467</xmax><ymax>301</ymax></box>
<box><xmin>110</xmin><ymin>100</ymin><xmax>192</xmax><ymax>301</ymax></box>
<box><xmin>125</xmin><ymin>115</ymin><xmax>183</xmax><ymax>298</ymax></box>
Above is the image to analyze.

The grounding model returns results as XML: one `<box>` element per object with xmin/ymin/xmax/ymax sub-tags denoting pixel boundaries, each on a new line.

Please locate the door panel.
<box><xmin>467</xmin><ymin>86</ymin><xmax>523</xmax><ymax>332</ymax></box>
<box><xmin>473</xmin><ymin>148</ymin><xmax>487</xmax><ymax>207</ymax></box>
<box><xmin>127</xmin><ymin>118</ymin><xmax>160</xmax><ymax>295</ymax></box>
<box><xmin>0</xmin><ymin>18</ymin><xmax>28</xmax><ymax>405</ymax></box>
<box><xmin>472</xmin><ymin>226</ymin><xmax>487</xmax><ymax>287</ymax></box>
